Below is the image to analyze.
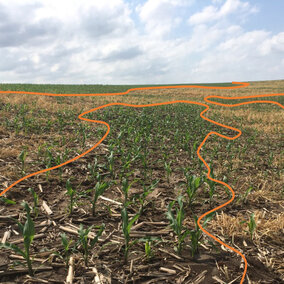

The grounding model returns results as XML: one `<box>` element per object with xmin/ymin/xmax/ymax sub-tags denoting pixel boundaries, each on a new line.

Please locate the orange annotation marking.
<box><xmin>1</xmin><ymin>82</ymin><xmax>283</xmax><ymax>284</ymax></box>
<box><xmin>0</xmin><ymin>81</ymin><xmax>249</xmax><ymax>198</ymax></box>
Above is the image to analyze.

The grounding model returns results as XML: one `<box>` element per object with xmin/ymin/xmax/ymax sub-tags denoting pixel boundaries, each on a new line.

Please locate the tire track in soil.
<box><xmin>1</xmin><ymin>82</ymin><xmax>283</xmax><ymax>283</ymax></box>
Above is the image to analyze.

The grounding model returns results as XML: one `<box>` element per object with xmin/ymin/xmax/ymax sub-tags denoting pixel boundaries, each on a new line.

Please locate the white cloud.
<box><xmin>137</xmin><ymin>0</ymin><xmax>192</xmax><ymax>37</ymax></box>
<box><xmin>0</xmin><ymin>0</ymin><xmax>283</xmax><ymax>84</ymax></box>
<box><xmin>188</xmin><ymin>0</ymin><xmax>257</xmax><ymax>25</ymax></box>
<box><xmin>259</xmin><ymin>32</ymin><xmax>284</xmax><ymax>55</ymax></box>
<box><xmin>0</xmin><ymin>0</ymin><xmax>139</xmax><ymax>83</ymax></box>
<box><xmin>218</xmin><ymin>30</ymin><xmax>269</xmax><ymax>53</ymax></box>
<box><xmin>189</xmin><ymin>30</ymin><xmax>284</xmax><ymax>82</ymax></box>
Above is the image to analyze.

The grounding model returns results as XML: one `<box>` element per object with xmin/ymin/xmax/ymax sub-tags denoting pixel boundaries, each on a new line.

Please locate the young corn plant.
<box><xmin>55</xmin><ymin>154</ymin><xmax>63</xmax><ymax>180</ymax></box>
<box><xmin>121</xmin><ymin>177</ymin><xmax>138</xmax><ymax>206</ymax></box>
<box><xmin>60</xmin><ymin>233</ymin><xmax>73</xmax><ymax>267</ymax></box>
<box><xmin>140</xmin><ymin>137</ymin><xmax>150</xmax><ymax>181</ymax></box>
<box><xmin>166</xmin><ymin>195</ymin><xmax>190</xmax><ymax>255</ymax></box>
<box><xmin>120</xmin><ymin>152</ymin><xmax>136</xmax><ymax>180</ymax></box>
<box><xmin>222</xmin><ymin>175</ymin><xmax>231</xmax><ymax>198</ymax></box>
<box><xmin>121</xmin><ymin>207</ymin><xmax>140</xmax><ymax>263</ymax></box>
<box><xmin>236</xmin><ymin>186</ymin><xmax>254</xmax><ymax>205</ymax></box>
<box><xmin>192</xmin><ymin>141</ymin><xmax>198</xmax><ymax>160</ymax></box>
<box><xmin>138</xmin><ymin>236</ymin><xmax>161</xmax><ymax>261</ymax></box>
<box><xmin>188</xmin><ymin>215</ymin><xmax>202</xmax><ymax>258</ymax></box>
<box><xmin>0</xmin><ymin>202</ymin><xmax>35</xmax><ymax>276</ymax></box>
<box><xmin>183</xmin><ymin>171</ymin><xmax>201</xmax><ymax>207</ymax></box>
<box><xmin>76</xmin><ymin>223</ymin><xmax>105</xmax><ymax>267</ymax></box>
<box><xmin>53</xmin><ymin>233</ymin><xmax>74</xmax><ymax>267</ymax></box>
<box><xmin>164</xmin><ymin>161</ymin><xmax>172</xmax><ymax>183</ymax></box>
<box><xmin>28</xmin><ymin>188</ymin><xmax>39</xmax><ymax>218</ymax></box>
<box><xmin>247</xmin><ymin>213</ymin><xmax>256</xmax><ymax>240</ymax></box>
<box><xmin>189</xmin><ymin>213</ymin><xmax>215</xmax><ymax>258</ymax></box>
<box><xmin>89</xmin><ymin>181</ymin><xmax>109</xmax><ymax>216</ymax></box>
<box><xmin>122</xmin><ymin>177</ymin><xmax>130</xmax><ymax>205</ymax></box>
<box><xmin>19</xmin><ymin>147</ymin><xmax>28</xmax><ymax>175</ymax></box>
<box><xmin>87</xmin><ymin>158</ymin><xmax>98</xmax><ymax>181</ymax></box>
<box><xmin>107</xmin><ymin>148</ymin><xmax>114</xmax><ymax>178</ymax></box>
<box><xmin>66</xmin><ymin>179</ymin><xmax>76</xmax><ymax>215</ymax></box>
<box><xmin>15</xmin><ymin>117</ymin><xmax>21</xmax><ymax>135</ymax></box>
<box><xmin>183</xmin><ymin>132</ymin><xmax>191</xmax><ymax>153</ymax></box>
<box><xmin>144</xmin><ymin>239</ymin><xmax>152</xmax><ymax>260</ymax></box>
<box><xmin>241</xmin><ymin>213</ymin><xmax>257</xmax><ymax>241</ymax></box>
<box><xmin>136</xmin><ymin>179</ymin><xmax>159</xmax><ymax>214</ymax></box>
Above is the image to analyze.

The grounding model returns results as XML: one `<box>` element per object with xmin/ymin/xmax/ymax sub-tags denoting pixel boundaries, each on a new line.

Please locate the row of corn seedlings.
<box><xmin>0</xmin><ymin>193</ymin><xmax>105</xmax><ymax>276</ymax></box>
<box><xmin>0</xmin><ymin>102</ymin><xmax>263</xmax><ymax>279</ymax></box>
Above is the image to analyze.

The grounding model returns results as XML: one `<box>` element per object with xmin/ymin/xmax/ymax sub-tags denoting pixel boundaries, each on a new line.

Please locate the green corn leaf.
<box><xmin>194</xmin><ymin>177</ymin><xmax>201</xmax><ymax>189</ymax></box>
<box><xmin>60</xmin><ymin>233</ymin><xmax>69</xmax><ymax>250</ymax></box>
<box><xmin>28</xmin><ymin>188</ymin><xmax>38</xmax><ymax>205</ymax></box>
<box><xmin>122</xmin><ymin>178</ymin><xmax>130</xmax><ymax>194</ymax></box>
<box><xmin>248</xmin><ymin>213</ymin><xmax>256</xmax><ymax>233</ymax></box>
<box><xmin>176</xmin><ymin>210</ymin><xmax>182</xmax><ymax>235</ymax></box>
<box><xmin>94</xmin><ymin>182</ymin><xmax>109</xmax><ymax>203</ymax></box>
<box><xmin>22</xmin><ymin>202</ymin><xmax>35</xmax><ymax>250</ymax></box>
<box><xmin>90</xmin><ymin>224</ymin><xmax>105</xmax><ymax>248</ymax></box>
<box><xmin>19</xmin><ymin>149</ymin><xmax>27</xmax><ymax>162</ymax></box>
<box><xmin>121</xmin><ymin>207</ymin><xmax>128</xmax><ymax>236</ymax></box>
<box><xmin>0</xmin><ymin>242</ymin><xmax>26</xmax><ymax>258</ymax></box>
<box><xmin>0</xmin><ymin>197</ymin><xmax>16</xmax><ymax>205</ymax></box>
<box><xmin>177</xmin><ymin>195</ymin><xmax>183</xmax><ymax>208</ymax></box>
<box><xmin>9</xmin><ymin>217</ymin><xmax>24</xmax><ymax>235</ymax></box>
<box><xmin>127</xmin><ymin>214</ymin><xmax>140</xmax><ymax>233</ymax></box>
<box><xmin>52</xmin><ymin>251</ymin><xmax>63</xmax><ymax>260</ymax></box>
<box><xmin>180</xmin><ymin>229</ymin><xmax>190</xmax><ymax>243</ymax></box>
<box><xmin>145</xmin><ymin>241</ymin><xmax>151</xmax><ymax>256</ymax></box>
<box><xmin>138</xmin><ymin>236</ymin><xmax>161</xmax><ymax>243</ymax></box>
<box><xmin>66</xmin><ymin>179</ymin><xmax>73</xmax><ymax>196</ymax></box>
<box><xmin>192</xmin><ymin>215</ymin><xmax>198</xmax><ymax>230</ymax></box>
<box><xmin>166</xmin><ymin>201</ymin><xmax>177</xmax><ymax>232</ymax></box>
<box><xmin>202</xmin><ymin>212</ymin><xmax>216</xmax><ymax>227</ymax></box>
<box><xmin>244</xmin><ymin>187</ymin><xmax>253</xmax><ymax>199</ymax></box>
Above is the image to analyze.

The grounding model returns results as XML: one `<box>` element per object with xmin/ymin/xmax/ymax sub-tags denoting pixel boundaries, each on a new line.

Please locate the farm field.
<box><xmin>0</xmin><ymin>80</ymin><xmax>283</xmax><ymax>283</ymax></box>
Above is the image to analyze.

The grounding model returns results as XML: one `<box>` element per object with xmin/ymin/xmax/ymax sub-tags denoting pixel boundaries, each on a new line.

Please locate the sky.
<box><xmin>0</xmin><ymin>0</ymin><xmax>283</xmax><ymax>84</ymax></box>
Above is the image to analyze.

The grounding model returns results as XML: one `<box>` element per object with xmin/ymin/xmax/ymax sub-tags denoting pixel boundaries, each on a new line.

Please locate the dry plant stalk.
<box><xmin>66</xmin><ymin>256</ymin><xmax>74</xmax><ymax>284</ymax></box>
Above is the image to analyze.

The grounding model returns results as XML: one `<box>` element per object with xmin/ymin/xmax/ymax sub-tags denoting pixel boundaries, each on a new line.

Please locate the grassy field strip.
<box><xmin>1</xmin><ymin>81</ymin><xmax>283</xmax><ymax>283</ymax></box>
<box><xmin>0</xmin><ymin>81</ymin><xmax>248</xmax><ymax>95</ymax></box>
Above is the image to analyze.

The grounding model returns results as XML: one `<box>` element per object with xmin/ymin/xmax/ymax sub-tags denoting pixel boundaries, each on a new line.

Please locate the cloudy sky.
<box><xmin>0</xmin><ymin>0</ymin><xmax>283</xmax><ymax>84</ymax></box>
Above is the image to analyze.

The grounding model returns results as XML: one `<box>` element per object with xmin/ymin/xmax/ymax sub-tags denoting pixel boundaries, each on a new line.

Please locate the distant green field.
<box><xmin>0</xmin><ymin>82</ymin><xmax>239</xmax><ymax>94</ymax></box>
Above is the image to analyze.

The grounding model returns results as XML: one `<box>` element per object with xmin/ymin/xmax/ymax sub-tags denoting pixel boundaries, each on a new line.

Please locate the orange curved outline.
<box><xmin>1</xmin><ymin>81</ymin><xmax>283</xmax><ymax>284</ymax></box>
<box><xmin>199</xmin><ymin>92</ymin><xmax>284</xmax><ymax>284</ymax></box>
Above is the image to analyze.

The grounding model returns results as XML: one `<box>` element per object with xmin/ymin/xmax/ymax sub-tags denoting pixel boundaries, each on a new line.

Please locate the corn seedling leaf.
<box><xmin>0</xmin><ymin>242</ymin><xmax>26</xmax><ymax>258</ymax></box>
<box><xmin>127</xmin><ymin>213</ymin><xmax>140</xmax><ymax>233</ymax></box>
<box><xmin>90</xmin><ymin>223</ymin><xmax>105</xmax><ymax>248</ymax></box>
<box><xmin>0</xmin><ymin>197</ymin><xmax>16</xmax><ymax>205</ymax></box>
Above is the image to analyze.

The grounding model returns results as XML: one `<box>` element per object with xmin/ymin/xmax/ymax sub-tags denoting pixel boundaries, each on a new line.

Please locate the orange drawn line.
<box><xmin>1</xmin><ymin>81</ymin><xmax>283</xmax><ymax>284</ymax></box>
<box><xmin>199</xmin><ymin>92</ymin><xmax>284</xmax><ymax>284</ymax></box>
